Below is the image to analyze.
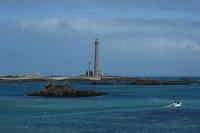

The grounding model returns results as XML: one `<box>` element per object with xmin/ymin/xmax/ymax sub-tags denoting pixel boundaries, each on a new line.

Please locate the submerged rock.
<box><xmin>27</xmin><ymin>82</ymin><xmax>107</xmax><ymax>97</ymax></box>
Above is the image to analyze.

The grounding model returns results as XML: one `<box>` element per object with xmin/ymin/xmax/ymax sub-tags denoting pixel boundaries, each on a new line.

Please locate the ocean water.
<box><xmin>0</xmin><ymin>82</ymin><xmax>200</xmax><ymax>133</ymax></box>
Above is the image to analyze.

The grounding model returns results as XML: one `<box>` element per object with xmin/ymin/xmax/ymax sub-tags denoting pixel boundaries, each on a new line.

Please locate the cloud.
<box><xmin>0</xmin><ymin>0</ymin><xmax>200</xmax><ymax>12</ymax></box>
<box><xmin>20</xmin><ymin>18</ymin><xmax>71</xmax><ymax>33</ymax></box>
<box><xmin>0</xmin><ymin>0</ymin><xmax>199</xmax><ymax>23</ymax></box>
<box><xmin>159</xmin><ymin>39</ymin><xmax>200</xmax><ymax>51</ymax></box>
<box><xmin>0</xmin><ymin>16</ymin><xmax>200</xmax><ymax>75</ymax></box>
<box><xmin>1</xmin><ymin>17</ymin><xmax>200</xmax><ymax>54</ymax></box>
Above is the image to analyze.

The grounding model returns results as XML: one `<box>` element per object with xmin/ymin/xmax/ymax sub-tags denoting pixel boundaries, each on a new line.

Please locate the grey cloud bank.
<box><xmin>0</xmin><ymin>0</ymin><xmax>200</xmax><ymax>11</ymax></box>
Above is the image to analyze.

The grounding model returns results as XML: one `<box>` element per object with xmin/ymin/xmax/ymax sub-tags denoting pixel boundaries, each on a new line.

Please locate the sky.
<box><xmin>0</xmin><ymin>0</ymin><xmax>200</xmax><ymax>76</ymax></box>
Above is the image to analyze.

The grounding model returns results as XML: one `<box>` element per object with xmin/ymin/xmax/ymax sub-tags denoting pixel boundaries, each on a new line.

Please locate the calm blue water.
<box><xmin>0</xmin><ymin>82</ymin><xmax>200</xmax><ymax>133</ymax></box>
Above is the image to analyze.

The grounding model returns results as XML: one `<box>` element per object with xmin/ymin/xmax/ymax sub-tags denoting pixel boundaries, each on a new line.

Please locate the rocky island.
<box><xmin>27</xmin><ymin>82</ymin><xmax>107</xmax><ymax>97</ymax></box>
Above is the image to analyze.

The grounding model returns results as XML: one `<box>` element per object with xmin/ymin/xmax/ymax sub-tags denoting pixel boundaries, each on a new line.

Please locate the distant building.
<box><xmin>2</xmin><ymin>74</ymin><xmax>26</xmax><ymax>78</ymax></box>
<box><xmin>31</xmin><ymin>73</ymin><xmax>41</xmax><ymax>78</ymax></box>
<box><xmin>86</xmin><ymin>70</ymin><xmax>94</xmax><ymax>76</ymax></box>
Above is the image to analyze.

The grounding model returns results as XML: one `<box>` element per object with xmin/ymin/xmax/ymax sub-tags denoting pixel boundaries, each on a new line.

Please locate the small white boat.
<box><xmin>170</xmin><ymin>100</ymin><xmax>182</xmax><ymax>107</ymax></box>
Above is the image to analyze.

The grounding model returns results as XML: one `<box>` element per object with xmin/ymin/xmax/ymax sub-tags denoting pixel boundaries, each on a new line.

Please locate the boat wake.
<box><xmin>163</xmin><ymin>105</ymin><xmax>171</xmax><ymax>108</ymax></box>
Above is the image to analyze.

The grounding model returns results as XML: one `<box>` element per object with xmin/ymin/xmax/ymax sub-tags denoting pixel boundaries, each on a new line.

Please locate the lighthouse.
<box><xmin>94</xmin><ymin>38</ymin><xmax>100</xmax><ymax>77</ymax></box>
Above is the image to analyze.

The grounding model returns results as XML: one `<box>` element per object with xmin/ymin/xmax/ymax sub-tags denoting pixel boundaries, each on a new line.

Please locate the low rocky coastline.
<box><xmin>0</xmin><ymin>76</ymin><xmax>199</xmax><ymax>85</ymax></box>
<box><xmin>27</xmin><ymin>82</ymin><xmax>107</xmax><ymax>97</ymax></box>
<box><xmin>87</xmin><ymin>77</ymin><xmax>196</xmax><ymax>85</ymax></box>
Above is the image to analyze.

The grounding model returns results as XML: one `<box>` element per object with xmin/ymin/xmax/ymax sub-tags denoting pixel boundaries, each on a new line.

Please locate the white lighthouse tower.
<box><xmin>94</xmin><ymin>38</ymin><xmax>100</xmax><ymax>77</ymax></box>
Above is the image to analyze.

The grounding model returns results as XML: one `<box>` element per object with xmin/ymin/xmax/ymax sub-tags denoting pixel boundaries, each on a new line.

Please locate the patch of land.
<box><xmin>0</xmin><ymin>76</ymin><xmax>199</xmax><ymax>85</ymax></box>
<box><xmin>27</xmin><ymin>82</ymin><xmax>107</xmax><ymax>97</ymax></box>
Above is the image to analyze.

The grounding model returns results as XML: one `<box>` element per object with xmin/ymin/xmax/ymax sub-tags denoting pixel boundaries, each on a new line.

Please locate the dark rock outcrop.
<box><xmin>87</xmin><ymin>77</ymin><xmax>196</xmax><ymax>85</ymax></box>
<box><xmin>27</xmin><ymin>82</ymin><xmax>107</xmax><ymax>97</ymax></box>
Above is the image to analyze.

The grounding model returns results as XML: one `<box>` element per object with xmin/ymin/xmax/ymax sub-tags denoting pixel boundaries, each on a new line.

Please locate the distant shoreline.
<box><xmin>0</xmin><ymin>76</ymin><xmax>199</xmax><ymax>85</ymax></box>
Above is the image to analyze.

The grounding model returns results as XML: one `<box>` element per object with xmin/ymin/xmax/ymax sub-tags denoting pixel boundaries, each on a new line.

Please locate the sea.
<box><xmin>0</xmin><ymin>77</ymin><xmax>200</xmax><ymax>133</ymax></box>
